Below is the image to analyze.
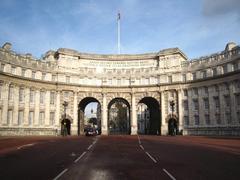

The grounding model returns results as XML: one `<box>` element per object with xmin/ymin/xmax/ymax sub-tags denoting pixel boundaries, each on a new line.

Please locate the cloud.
<box><xmin>203</xmin><ymin>0</ymin><xmax>240</xmax><ymax>17</ymax></box>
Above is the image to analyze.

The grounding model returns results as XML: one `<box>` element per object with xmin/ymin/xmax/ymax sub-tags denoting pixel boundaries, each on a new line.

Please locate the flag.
<box><xmin>118</xmin><ymin>12</ymin><xmax>120</xmax><ymax>20</ymax></box>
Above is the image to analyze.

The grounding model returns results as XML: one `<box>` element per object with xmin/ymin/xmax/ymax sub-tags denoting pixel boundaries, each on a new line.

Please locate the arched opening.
<box><xmin>78</xmin><ymin>97</ymin><xmax>101</xmax><ymax>135</ymax></box>
<box><xmin>168</xmin><ymin>118</ymin><xmax>178</xmax><ymax>136</ymax></box>
<box><xmin>137</xmin><ymin>97</ymin><xmax>161</xmax><ymax>135</ymax></box>
<box><xmin>108</xmin><ymin>98</ymin><xmax>130</xmax><ymax>135</ymax></box>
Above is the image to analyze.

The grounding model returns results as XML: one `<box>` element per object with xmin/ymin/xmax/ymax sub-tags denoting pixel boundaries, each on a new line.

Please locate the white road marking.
<box><xmin>137</xmin><ymin>135</ymin><xmax>141</xmax><ymax>144</ymax></box>
<box><xmin>163</xmin><ymin>168</ymin><xmax>176</xmax><ymax>180</ymax></box>
<box><xmin>87</xmin><ymin>144</ymin><xmax>93</xmax><ymax>150</ymax></box>
<box><xmin>74</xmin><ymin>151</ymin><xmax>87</xmax><ymax>163</ymax></box>
<box><xmin>17</xmin><ymin>143</ymin><xmax>35</xmax><ymax>150</ymax></box>
<box><xmin>53</xmin><ymin>168</ymin><xmax>68</xmax><ymax>180</ymax></box>
<box><xmin>140</xmin><ymin>145</ymin><xmax>144</xmax><ymax>150</ymax></box>
<box><xmin>145</xmin><ymin>152</ymin><xmax>157</xmax><ymax>163</ymax></box>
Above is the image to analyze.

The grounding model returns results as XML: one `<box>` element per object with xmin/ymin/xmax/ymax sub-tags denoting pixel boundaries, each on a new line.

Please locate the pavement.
<box><xmin>0</xmin><ymin>135</ymin><xmax>239</xmax><ymax>180</ymax></box>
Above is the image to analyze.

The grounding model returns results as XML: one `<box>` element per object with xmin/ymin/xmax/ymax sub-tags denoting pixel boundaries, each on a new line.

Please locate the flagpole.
<box><xmin>117</xmin><ymin>11</ymin><xmax>121</xmax><ymax>54</ymax></box>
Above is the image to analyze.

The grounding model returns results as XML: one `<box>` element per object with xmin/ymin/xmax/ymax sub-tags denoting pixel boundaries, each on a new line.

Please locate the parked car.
<box><xmin>85</xmin><ymin>127</ymin><xmax>97</xmax><ymax>136</ymax></box>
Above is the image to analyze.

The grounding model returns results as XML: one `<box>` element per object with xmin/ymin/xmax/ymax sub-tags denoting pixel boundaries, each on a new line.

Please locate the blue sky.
<box><xmin>0</xmin><ymin>0</ymin><xmax>239</xmax><ymax>59</ymax></box>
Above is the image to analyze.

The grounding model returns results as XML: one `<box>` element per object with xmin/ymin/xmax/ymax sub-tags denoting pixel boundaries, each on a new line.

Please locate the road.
<box><xmin>0</xmin><ymin>135</ymin><xmax>239</xmax><ymax>180</ymax></box>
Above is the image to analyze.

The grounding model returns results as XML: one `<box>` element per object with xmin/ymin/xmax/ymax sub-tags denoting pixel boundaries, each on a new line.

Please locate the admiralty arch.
<box><xmin>0</xmin><ymin>42</ymin><xmax>240</xmax><ymax>136</ymax></box>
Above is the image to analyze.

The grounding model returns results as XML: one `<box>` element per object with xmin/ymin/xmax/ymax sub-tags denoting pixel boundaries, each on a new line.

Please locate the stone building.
<box><xmin>0</xmin><ymin>42</ymin><xmax>239</xmax><ymax>136</ymax></box>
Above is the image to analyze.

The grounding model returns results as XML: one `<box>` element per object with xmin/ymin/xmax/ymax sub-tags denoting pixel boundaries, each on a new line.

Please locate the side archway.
<box><xmin>78</xmin><ymin>97</ymin><xmax>101</xmax><ymax>135</ymax></box>
<box><xmin>137</xmin><ymin>97</ymin><xmax>161</xmax><ymax>135</ymax></box>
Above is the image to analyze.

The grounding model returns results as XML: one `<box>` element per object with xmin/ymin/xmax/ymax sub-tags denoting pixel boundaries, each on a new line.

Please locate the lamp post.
<box><xmin>169</xmin><ymin>100</ymin><xmax>175</xmax><ymax>117</ymax></box>
<box><xmin>62</xmin><ymin>101</ymin><xmax>68</xmax><ymax>136</ymax></box>
<box><xmin>169</xmin><ymin>100</ymin><xmax>175</xmax><ymax>136</ymax></box>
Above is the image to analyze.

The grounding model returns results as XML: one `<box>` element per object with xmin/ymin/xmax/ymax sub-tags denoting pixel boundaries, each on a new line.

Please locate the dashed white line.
<box><xmin>145</xmin><ymin>152</ymin><xmax>157</xmax><ymax>163</ymax></box>
<box><xmin>163</xmin><ymin>168</ymin><xmax>176</xmax><ymax>180</ymax></box>
<box><xmin>140</xmin><ymin>144</ymin><xmax>144</xmax><ymax>150</ymax></box>
<box><xmin>53</xmin><ymin>168</ymin><xmax>68</xmax><ymax>180</ymax></box>
<box><xmin>87</xmin><ymin>144</ymin><xmax>93</xmax><ymax>150</ymax></box>
<box><xmin>17</xmin><ymin>143</ymin><xmax>35</xmax><ymax>150</ymax></box>
<box><xmin>74</xmin><ymin>151</ymin><xmax>87</xmax><ymax>163</ymax></box>
<box><xmin>137</xmin><ymin>135</ymin><xmax>141</xmax><ymax>144</ymax></box>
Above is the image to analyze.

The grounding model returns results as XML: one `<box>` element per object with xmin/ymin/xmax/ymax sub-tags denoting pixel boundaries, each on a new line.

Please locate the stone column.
<box><xmin>73</xmin><ymin>91</ymin><xmax>78</xmax><ymax>135</ymax></box>
<box><xmin>229</xmin><ymin>82</ymin><xmax>236</xmax><ymax>124</ymax></box>
<box><xmin>101</xmin><ymin>93</ymin><xmax>108</xmax><ymax>135</ymax></box>
<box><xmin>55</xmin><ymin>91</ymin><xmax>61</xmax><ymax>129</ymax></box>
<box><xmin>34</xmin><ymin>89</ymin><xmax>40</xmax><ymax>126</ymax></box>
<box><xmin>44</xmin><ymin>90</ymin><xmax>50</xmax><ymax>126</ymax></box>
<box><xmin>161</xmin><ymin>91</ymin><xmax>168</xmax><ymax>135</ymax></box>
<box><xmin>131</xmin><ymin>93</ymin><xmax>137</xmax><ymax>135</ymax></box>
<box><xmin>13</xmin><ymin>86</ymin><xmax>19</xmax><ymax>125</ymax></box>
<box><xmin>1</xmin><ymin>83</ymin><xmax>9</xmax><ymax>125</ymax></box>
<box><xmin>177</xmin><ymin>89</ymin><xmax>183</xmax><ymax>132</ymax></box>
<box><xmin>24</xmin><ymin>87</ymin><xmax>30</xmax><ymax>125</ymax></box>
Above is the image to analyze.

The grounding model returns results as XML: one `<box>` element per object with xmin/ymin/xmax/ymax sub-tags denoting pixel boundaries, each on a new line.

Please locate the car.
<box><xmin>85</xmin><ymin>127</ymin><xmax>97</xmax><ymax>136</ymax></box>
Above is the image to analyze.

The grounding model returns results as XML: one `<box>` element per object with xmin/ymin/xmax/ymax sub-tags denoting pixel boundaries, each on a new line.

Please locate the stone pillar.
<box><xmin>13</xmin><ymin>86</ymin><xmax>19</xmax><ymax>125</ymax></box>
<box><xmin>101</xmin><ymin>93</ymin><xmax>108</xmax><ymax>135</ymax></box>
<box><xmin>131</xmin><ymin>93</ymin><xmax>137</xmax><ymax>135</ymax></box>
<box><xmin>55</xmin><ymin>91</ymin><xmax>61</xmax><ymax>129</ymax></box>
<box><xmin>1</xmin><ymin>83</ymin><xmax>9</xmax><ymax>125</ymax></box>
<box><xmin>229</xmin><ymin>82</ymin><xmax>236</xmax><ymax>124</ymax></box>
<box><xmin>178</xmin><ymin>89</ymin><xmax>183</xmax><ymax>132</ymax></box>
<box><xmin>161</xmin><ymin>91</ymin><xmax>168</xmax><ymax>135</ymax></box>
<box><xmin>73</xmin><ymin>91</ymin><xmax>78</xmax><ymax>135</ymax></box>
<box><xmin>44</xmin><ymin>91</ymin><xmax>50</xmax><ymax>126</ymax></box>
<box><xmin>34</xmin><ymin>89</ymin><xmax>40</xmax><ymax>126</ymax></box>
<box><xmin>24</xmin><ymin>87</ymin><xmax>30</xmax><ymax>125</ymax></box>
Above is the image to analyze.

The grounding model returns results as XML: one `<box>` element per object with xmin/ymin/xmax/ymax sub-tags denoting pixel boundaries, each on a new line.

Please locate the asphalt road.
<box><xmin>0</xmin><ymin>135</ymin><xmax>239</xmax><ymax>180</ymax></box>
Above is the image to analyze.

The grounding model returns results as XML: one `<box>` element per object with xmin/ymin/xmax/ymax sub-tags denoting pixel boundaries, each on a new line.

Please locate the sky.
<box><xmin>0</xmin><ymin>0</ymin><xmax>240</xmax><ymax>59</ymax></box>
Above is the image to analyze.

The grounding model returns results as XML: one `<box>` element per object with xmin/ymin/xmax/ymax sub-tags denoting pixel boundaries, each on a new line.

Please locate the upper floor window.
<box><xmin>213</xmin><ymin>68</ymin><xmax>217</xmax><ymax>76</ymax></box>
<box><xmin>8</xmin><ymin>85</ymin><xmax>14</xmax><ymax>101</ymax></box>
<box><xmin>224</xmin><ymin>95</ymin><xmax>230</xmax><ymax>107</ymax></box>
<box><xmin>0</xmin><ymin>63</ymin><xmax>5</xmax><ymax>71</ymax></box>
<box><xmin>204</xmin><ymin>86</ymin><xmax>208</xmax><ymax>94</ymax></box>
<box><xmin>50</xmin><ymin>92</ymin><xmax>55</xmax><ymax>105</ymax></box>
<box><xmin>194</xmin><ymin>115</ymin><xmax>199</xmax><ymax>125</ymax></box>
<box><xmin>50</xmin><ymin>112</ymin><xmax>55</xmax><ymax>126</ymax></box>
<box><xmin>214</xmin><ymin>85</ymin><xmax>219</xmax><ymax>92</ymax></box>
<box><xmin>203</xmin><ymin>98</ymin><xmax>209</xmax><ymax>109</ymax></box>
<box><xmin>214</xmin><ymin>96</ymin><xmax>220</xmax><ymax>108</ymax></box>
<box><xmin>193</xmin><ymin>99</ymin><xmax>199</xmax><ymax>110</ymax></box>
<box><xmin>21</xmin><ymin>69</ymin><xmax>25</xmax><ymax>77</ymax></box>
<box><xmin>11</xmin><ymin>66</ymin><xmax>16</xmax><ymax>74</ymax></box>
<box><xmin>202</xmin><ymin>70</ymin><xmax>207</xmax><ymax>78</ymax></box>
<box><xmin>40</xmin><ymin>91</ymin><xmax>45</xmax><ymax>104</ymax></box>
<box><xmin>223</xmin><ymin>64</ymin><xmax>228</xmax><ymax>73</ymax></box>
<box><xmin>19</xmin><ymin>87</ymin><xmax>24</xmax><ymax>102</ymax></box>
<box><xmin>183</xmin><ymin>100</ymin><xmax>188</xmax><ymax>110</ymax></box>
<box><xmin>168</xmin><ymin>76</ymin><xmax>172</xmax><ymax>83</ymax></box>
<box><xmin>192</xmin><ymin>72</ymin><xmax>196</xmax><ymax>80</ymax></box>
<box><xmin>183</xmin><ymin>89</ymin><xmax>188</xmax><ymax>97</ymax></box>
<box><xmin>184</xmin><ymin>116</ymin><xmax>189</xmax><ymax>125</ymax></box>
<box><xmin>182</xmin><ymin>74</ymin><xmax>186</xmax><ymax>82</ymax></box>
<box><xmin>193</xmin><ymin>88</ymin><xmax>198</xmax><ymax>96</ymax></box>
<box><xmin>52</xmin><ymin>75</ymin><xmax>56</xmax><ymax>81</ymax></box>
<box><xmin>32</xmin><ymin>71</ymin><xmax>35</xmax><ymax>79</ymax></box>
<box><xmin>235</xmin><ymin>94</ymin><xmax>240</xmax><ymax>106</ymax></box>
<box><xmin>66</xmin><ymin>76</ymin><xmax>70</xmax><ymax>83</ymax></box>
<box><xmin>30</xmin><ymin>89</ymin><xmax>35</xmax><ymax>103</ymax></box>
<box><xmin>42</xmin><ymin>73</ymin><xmax>46</xmax><ymax>80</ymax></box>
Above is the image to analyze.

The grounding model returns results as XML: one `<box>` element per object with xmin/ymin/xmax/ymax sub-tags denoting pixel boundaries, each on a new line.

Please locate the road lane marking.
<box><xmin>145</xmin><ymin>152</ymin><xmax>157</xmax><ymax>163</ymax></box>
<box><xmin>74</xmin><ymin>151</ymin><xmax>87</xmax><ymax>163</ymax></box>
<box><xmin>17</xmin><ymin>143</ymin><xmax>35</xmax><ymax>150</ymax></box>
<box><xmin>163</xmin><ymin>168</ymin><xmax>176</xmax><ymax>180</ymax></box>
<box><xmin>53</xmin><ymin>168</ymin><xmax>68</xmax><ymax>180</ymax></box>
<box><xmin>140</xmin><ymin>145</ymin><xmax>144</xmax><ymax>150</ymax></box>
<box><xmin>137</xmin><ymin>135</ymin><xmax>141</xmax><ymax>144</ymax></box>
<box><xmin>87</xmin><ymin>144</ymin><xmax>93</xmax><ymax>150</ymax></box>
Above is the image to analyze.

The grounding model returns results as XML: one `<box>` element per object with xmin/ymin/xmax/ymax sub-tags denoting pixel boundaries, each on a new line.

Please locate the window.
<box><xmin>223</xmin><ymin>65</ymin><xmax>228</xmax><ymax>73</ymax></box>
<box><xmin>0</xmin><ymin>63</ymin><xmax>5</xmax><ymax>71</ymax></box>
<box><xmin>52</xmin><ymin>75</ymin><xmax>56</xmax><ymax>81</ymax></box>
<box><xmin>29</xmin><ymin>111</ymin><xmax>34</xmax><ymax>125</ymax></box>
<box><xmin>183</xmin><ymin>89</ymin><xmax>188</xmax><ymax>97</ymax></box>
<box><xmin>203</xmin><ymin>98</ymin><xmax>209</xmax><ymax>109</ymax></box>
<box><xmin>19</xmin><ymin>88</ymin><xmax>24</xmax><ymax>102</ymax></box>
<box><xmin>21</xmin><ymin>69</ymin><xmax>25</xmax><ymax>77</ymax></box>
<box><xmin>225</xmin><ymin>112</ymin><xmax>231</xmax><ymax>124</ymax></box>
<box><xmin>183</xmin><ymin>100</ymin><xmax>188</xmax><ymax>110</ymax></box>
<box><xmin>0</xmin><ymin>83</ymin><xmax>2</xmax><ymax>100</ymax></box>
<box><xmin>224</xmin><ymin>95</ymin><xmax>230</xmax><ymax>107</ymax></box>
<box><xmin>30</xmin><ymin>89</ymin><xmax>34</xmax><ymax>103</ymax></box>
<box><xmin>32</xmin><ymin>71</ymin><xmax>35</xmax><ymax>79</ymax></box>
<box><xmin>233</xmin><ymin>62</ymin><xmax>238</xmax><ymax>71</ymax></box>
<box><xmin>66</xmin><ymin>76</ymin><xmax>70</xmax><ymax>83</ymax></box>
<box><xmin>40</xmin><ymin>91</ymin><xmax>45</xmax><ymax>104</ymax></box>
<box><xmin>194</xmin><ymin>115</ymin><xmax>199</xmax><ymax>125</ymax></box>
<box><xmin>64</xmin><ymin>91</ymin><xmax>69</xmax><ymax>99</ymax></box>
<box><xmin>204</xmin><ymin>86</ymin><xmax>208</xmax><ymax>94</ymax></box>
<box><xmin>184</xmin><ymin>116</ymin><xmax>189</xmax><ymax>125</ymax></box>
<box><xmin>50</xmin><ymin>92</ymin><xmax>55</xmax><ymax>105</ymax></box>
<box><xmin>205</xmin><ymin>114</ymin><xmax>210</xmax><ymax>125</ymax></box>
<box><xmin>193</xmin><ymin>88</ymin><xmax>198</xmax><ymax>96</ymax></box>
<box><xmin>213</xmin><ymin>68</ymin><xmax>217</xmax><ymax>76</ymax></box>
<box><xmin>39</xmin><ymin>112</ymin><xmax>45</xmax><ymax>125</ymax></box>
<box><xmin>236</xmin><ymin>94</ymin><xmax>240</xmax><ymax>106</ymax></box>
<box><xmin>42</xmin><ymin>73</ymin><xmax>46</xmax><ymax>80</ymax></box>
<box><xmin>17</xmin><ymin>110</ymin><xmax>23</xmax><ymax>125</ymax></box>
<box><xmin>216</xmin><ymin>113</ymin><xmax>221</xmax><ymax>124</ymax></box>
<box><xmin>193</xmin><ymin>99</ymin><xmax>199</xmax><ymax>110</ymax></box>
<box><xmin>214</xmin><ymin>96</ymin><xmax>220</xmax><ymax>108</ymax></box>
<box><xmin>50</xmin><ymin>112</ymin><xmax>55</xmax><ymax>126</ymax></box>
<box><xmin>168</xmin><ymin>76</ymin><xmax>172</xmax><ymax>83</ymax></box>
<box><xmin>7</xmin><ymin>109</ymin><xmax>13</xmax><ymax>125</ymax></box>
<box><xmin>237</xmin><ymin>111</ymin><xmax>240</xmax><ymax>123</ymax></box>
<box><xmin>182</xmin><ymin>74</ymin><xmax>186</xmax><ymax>82</ymax></box>
<box><xmin>8</xmin><ymin>85</ymin><xmax>14</xmax><ymax>101</ymax></box>
<box><xmin>117</xmin><ymin>79</ymin><xmax>121</xmax><ymax>86</ymax></box>
<box><xmin>202</xmin><ymin>70</ymin><xmax>207</xmax><ymax>78</ymax></box>
<box><xmin>11</xmin><ymin>66</ymin><xmax>16</xmax><ymax>74</ymax></box>
<box><xmin>214</xmin><ymin>85</ymin><xmax>219</xmax><ymax>92</ymax></box>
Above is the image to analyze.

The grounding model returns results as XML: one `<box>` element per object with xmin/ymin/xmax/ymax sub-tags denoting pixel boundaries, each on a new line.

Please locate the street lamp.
<box><xmin>63</xmin><ymin>101</ymin><xmax>68</xmax><ymax>119</ymax></box>
<box><xmin>169</xmin><ymin>100</ymin><xmax>175</xmax><ymax>117</ymax></box>
<box><xmin>62</xmin><ymin>101</ymin><xmax>68</xmax><ymax>136</ymax></box>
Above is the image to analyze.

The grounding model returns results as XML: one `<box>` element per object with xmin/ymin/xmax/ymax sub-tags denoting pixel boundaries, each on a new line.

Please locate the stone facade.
<box><xmin>0</xmin><ymin>42</ymin><xmax>239</xmax><ymax>136</ymax></box>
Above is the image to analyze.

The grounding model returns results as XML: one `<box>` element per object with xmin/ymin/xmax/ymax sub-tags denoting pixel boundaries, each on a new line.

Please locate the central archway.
<box><xmin>108</xmin><ymin>98</ymin><xmax>130</xmax><ymax>135</ymax></box>
<box><xmin>78</xmin><ymin>97</ymin><xmax>101</xmax><ymax>135</ymax></box>
<box><xmin>137</xmin><ymin>97</ymin><xmax>161</xmax><ymax>135</ymax></box>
